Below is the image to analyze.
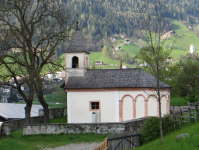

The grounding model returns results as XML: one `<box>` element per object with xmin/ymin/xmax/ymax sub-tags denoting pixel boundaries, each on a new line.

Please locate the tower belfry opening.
<box><xmin>72</xmin><ymin>56</ymin><xmax>79</xmax><ymax>68</ymax></box>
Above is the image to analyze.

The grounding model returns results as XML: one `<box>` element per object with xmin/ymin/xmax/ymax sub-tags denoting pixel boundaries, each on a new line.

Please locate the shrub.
<box><xmin>140</xmin><ymin>115</ymin><xmax>175</xmax><ymax>145</ymax></box>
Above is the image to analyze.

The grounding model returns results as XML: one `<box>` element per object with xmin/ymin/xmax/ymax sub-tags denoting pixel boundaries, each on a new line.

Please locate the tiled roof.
<box><xmin>65</xmin><ymin>31</ymin><xmax>90</xmax><ymax>54</ymax></box>
<box><xmin>64</xmin><ymin>68</ymin><xmax>171</xmax><ymax>89</ymax></box>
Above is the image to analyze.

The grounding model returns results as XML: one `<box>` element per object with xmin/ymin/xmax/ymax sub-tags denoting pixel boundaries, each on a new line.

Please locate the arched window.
<box><xmin>72</xmin><ymin>56</ymin><xmax>79</xmax><ymax>68</ymax></box>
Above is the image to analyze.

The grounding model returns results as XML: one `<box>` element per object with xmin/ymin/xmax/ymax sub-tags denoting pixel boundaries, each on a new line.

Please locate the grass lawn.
<box><xmin>170</xmin><ymin>97</ymin><xmax>188</xmax><ymax>106</ymax></box>
<box><xmin>0</xmin><ymin>130</ymin><xmax>106</xmax><ymax>150</ymax></box>
<box><xmin>50</xmin><ymin>117</ymin><xmax>67</xmax><ymax>123</ymax></box>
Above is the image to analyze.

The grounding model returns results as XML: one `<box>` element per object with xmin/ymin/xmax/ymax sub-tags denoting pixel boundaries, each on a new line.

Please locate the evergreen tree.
<box><xmin>8</xmin><ymin>88</ymin><xmax>18</xmax><ymax>103</ymax></box>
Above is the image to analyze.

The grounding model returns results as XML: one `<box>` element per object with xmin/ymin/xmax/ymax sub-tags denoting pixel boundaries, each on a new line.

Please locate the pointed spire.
<box><xmin>120</xmin><ymin>58</ymin><xmax>122</xmax><ymax>69</ymax></box>
<box><xmin>76</xmin><ymin>14</ymin><xmax>79</xmax><ymax>31</ymax></box>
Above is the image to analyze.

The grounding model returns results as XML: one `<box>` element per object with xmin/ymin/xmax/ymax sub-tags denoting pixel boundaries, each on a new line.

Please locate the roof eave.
<box><xmin>64</xmin><ymin>51</ymin><xmax>90</xmax><ymax>54</ymax></box>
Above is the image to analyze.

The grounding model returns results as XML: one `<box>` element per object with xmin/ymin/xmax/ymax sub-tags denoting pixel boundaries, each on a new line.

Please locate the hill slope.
<box><xmin>135</xmin><ymin>122</ymin><xmax>199</xmax><ymax>150</ymax></box>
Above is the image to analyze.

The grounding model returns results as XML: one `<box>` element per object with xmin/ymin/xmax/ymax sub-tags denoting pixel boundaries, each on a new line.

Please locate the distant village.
<box><xmin>0</xmin><ymin>71</ymin><xmax>65</xmax><ymax>103</ymax></box>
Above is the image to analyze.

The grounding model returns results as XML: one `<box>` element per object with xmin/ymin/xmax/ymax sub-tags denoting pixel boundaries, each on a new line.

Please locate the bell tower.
<box><xmin>65</xmin><ymin>15</ymin><xmax>90</xmax><ymax>83</ymax></box>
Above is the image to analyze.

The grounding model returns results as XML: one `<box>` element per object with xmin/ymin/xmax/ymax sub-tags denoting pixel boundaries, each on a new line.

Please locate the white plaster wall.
<box><xmin>136</xmin><ymin>96</ymin><xmax>145</xmax><ymax>118</ymax></box>
<box><xmin>148</xmin><ymin>96</ymin><xmax>157</xmax><ymax>116</ymax></box>
<box><xmin>69</xmin><ymin>91</ymin><xmax>117</xmax><ymax>123</ymax></box>
<box><xmin>123</xmin><ymin>96</ymin><xmax>133</xmax><ymax>121</ymax></box>
<box><xmin>68</xmin><ymin>90</ymin><xmax>170</xmax><ymax>123</ymax></box>
<box><xmin>161</xmin><ymin>96</ymin><xmax>167</xmax><ymax>116</ymax></box>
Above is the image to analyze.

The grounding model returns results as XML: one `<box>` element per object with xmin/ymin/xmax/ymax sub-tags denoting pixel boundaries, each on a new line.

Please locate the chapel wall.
<box><xmin>68</xmin><ymin>91</ymin><xmax>117</xmax><ymax>123</ymax></box>
<box><xmin>119</xmin><ymin>90</ymin><xmax>170</xmax><ymax>121</ymax></box>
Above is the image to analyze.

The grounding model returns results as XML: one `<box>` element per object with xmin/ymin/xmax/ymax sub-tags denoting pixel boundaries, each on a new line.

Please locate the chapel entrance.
<box><xmin>123</xmin><ymin>96</ymin><xmax>133</xmax><ymax>121</ymax></box>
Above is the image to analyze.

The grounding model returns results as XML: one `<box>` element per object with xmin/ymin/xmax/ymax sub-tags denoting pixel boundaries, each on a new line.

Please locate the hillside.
<box><xmin>55</xmin><ymin>0</ymin><xmax>199</xmax><ymax>53</ymax></box>
<box><xmin>134</xmin><ymin>122</ymin><xmax>199</xmax><ymax>150</ymax></box>
<box><xmin>86</xmin><ymin>21</ymin><xmax>199</xmax><ymax>67</ymax></box>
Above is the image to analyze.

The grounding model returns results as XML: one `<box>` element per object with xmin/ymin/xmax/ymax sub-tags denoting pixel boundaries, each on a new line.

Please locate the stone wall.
<box><xmin>23</xmin><ymin>117</ymin><xmax>150</xmax><ymax>135</ymax></box>
<box><xmin>2</xmin><ymin>107</ymin><xmax>67</xmax><ymax>135</ymax></box>
<box><xmin>39</xmin><ymin>107</ymin><xmax>67</xmax><ymax>119</ymax></box>
<box><xmin>2</xmin><ymin>116</ymin><xmax>44</xmax><ymax>135</ymax></box>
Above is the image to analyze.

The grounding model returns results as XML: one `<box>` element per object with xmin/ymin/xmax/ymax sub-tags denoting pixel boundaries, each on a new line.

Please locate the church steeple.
<box><xmin>65</xmin><ymin>14</ymin><xmax>90</xmax><ymax>54</ymax></box>
<box><xmin>64</xmin><ymin>15</ymin><xmax>90</xmax><ymax>82</ymax></box>
<box><xmin>76</xmin><ymin>14</ymin><xmax>79</xmax><ymax>31</ymax></box>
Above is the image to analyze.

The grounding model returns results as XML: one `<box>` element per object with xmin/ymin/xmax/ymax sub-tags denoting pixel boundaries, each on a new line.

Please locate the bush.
<box><xmin>140</xmin><ymin>115</ymin><xmax>175</xmax><ymax>145</ymax></box>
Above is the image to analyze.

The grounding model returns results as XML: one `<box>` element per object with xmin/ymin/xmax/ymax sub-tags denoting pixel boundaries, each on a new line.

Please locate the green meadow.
<box><xmin>163</xmin><ymin>21</ymin><xmax>199</xmax><ymax>59</ymax></box>
<box><xmin>134</xmin><ymin>120</ymin><xmax>199</xmax><ymax>150</ymax></box>
<box><xmin>89</xmin><ymin>52</ymin><xmax>135</xmax><ymax>68</ymax></box>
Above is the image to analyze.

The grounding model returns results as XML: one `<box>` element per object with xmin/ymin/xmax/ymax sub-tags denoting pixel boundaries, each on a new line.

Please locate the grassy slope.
<box><xmin>170</xmin><ymin>97</ymin><xmax>188</xmax><ymax>106</ymax></box>
<box><xmin>134</xmin><ymin>122</ymin><xmax>199</xmax><ymax>150</ymax></box>
<box><xmin>89</xmin><ymin>52</ymin><xmax>134</xmax><ymax>68</ymax></box>
<box><xmin>88</xmin><ymin>21</ymin><xmax>199</xmax><ymax>67</ymax></box>
<box><xmin>114</xmin><ymin>40</ymin><xmax>141</xmax><ymax>57</ymax></box>
<box><xmin>163</xmin><ymin>21</ymin><xmax>199</xmax><ymax>59</ymax></box>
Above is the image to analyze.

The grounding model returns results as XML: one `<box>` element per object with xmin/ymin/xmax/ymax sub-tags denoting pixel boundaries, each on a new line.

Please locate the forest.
<box><xmin>55</xmin><ymin>0</ymin><xmax>199</xmax><ymax>57</ymax></box>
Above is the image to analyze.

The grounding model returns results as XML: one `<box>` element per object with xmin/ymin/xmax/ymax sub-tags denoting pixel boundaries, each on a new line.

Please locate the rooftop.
<box><xmin>0</xmin><ymin>104</ymin><xmax>43</xmax><ymax>120</ymax></box>
<box><xmin>65</xmin><ymin>31</ymin><xmax>90</xmax><ymax>54</ymax></box>
<box><xmin>64</xmin><ymin>68</ymin><xmax>171</xmax><ymax>89</ymax></box>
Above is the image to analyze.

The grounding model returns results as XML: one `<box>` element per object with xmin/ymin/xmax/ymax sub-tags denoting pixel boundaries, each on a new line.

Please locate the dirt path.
<box><xmin>43</xmin><ymin>142</ymin><xmax>101</xmax><ymax>150</ymax></box>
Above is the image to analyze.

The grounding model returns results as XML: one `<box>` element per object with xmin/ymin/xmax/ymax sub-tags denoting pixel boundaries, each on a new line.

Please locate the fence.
<box><xmin>107</xmin><ymin>131</ymin><xmax>140</xmax><ymax>150</ymax></box>
<box><xmin>171</xmin><ymin>102</ymin><xmax>199</xmax><ymax>126</ymax></box>
<box><xmin>94</xmin><ymin>137</ymin><xmax>108</xmax><ymax>150</ymax></box>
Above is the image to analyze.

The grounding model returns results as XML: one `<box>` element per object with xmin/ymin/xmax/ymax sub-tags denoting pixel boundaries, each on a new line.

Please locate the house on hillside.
<box><xmin>120</xmin><ymin>42</ymin><xmax>125</xmax><ymax>46</ymax></box>
<box><xmin>139</xmin><ymin>62</ymin><xmax>148</xmax><ymax>67</ymax></box>
<box><xmin>56</xmin><ymin>71</ymin><xmax>65</xmax><ymax>79</ymax></box>
<box><xmin>122</xmin><ymin>65</ymin><xmax>128</xmax><ymax>69</ymax></box>
<box><xmin>125</xmin><ymin>40</ymin><xmax>130</xmax><ymax>43</ymax></box>
<box><xmin>61</xmin><ymin>25</ymin><xmax>171</xmax><ymax>124</ymax></box>
<box><xmin>166</xmin><ymin>57</ymin><xmax>173</xmax><ymax>62</ymax></box>
<box><xmin>45</xmin><ymin>72</ymin><xmax>56</xmax><ymax>79</ymax></box>
<box><xmin>95</xmin><ymin>61</ymin><xmax>103</xmax><ymax>66</ymax></box>
<box><xmin>116</xmin><ymin>46</ymin><xmax>121</xmax><ymax>51</ymax></box>
<box><xmin>166</xmin><ymin>31</ymin><xmax>175</xmax><ymax>35</ymax></box>
<box><xmin>0</xmin><ymin>95</ymin><xmax>10</xmax><ymax>103</ymax></box>
<box><xmin>3</xmin><ymin>88</ymin><xmax>10</xmax><ymax>93</ymax></box>
<box><xmin>110</xmin><ymin>37</ymin><xmax>117</xmax><ymax>43</ymax></box>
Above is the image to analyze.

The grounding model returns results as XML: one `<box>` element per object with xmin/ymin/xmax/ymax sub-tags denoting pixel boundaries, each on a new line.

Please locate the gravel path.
<box><xmin>43</xmin><ymin>142</ymin><xmax>101</xmax><ymax>150</ymax></box>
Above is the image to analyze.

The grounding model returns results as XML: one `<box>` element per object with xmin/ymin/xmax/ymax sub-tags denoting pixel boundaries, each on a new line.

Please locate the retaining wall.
<box><xmin>23</xmin><ymin>117</ymin><xmax>150</xmax><ymax>135</ymax></box>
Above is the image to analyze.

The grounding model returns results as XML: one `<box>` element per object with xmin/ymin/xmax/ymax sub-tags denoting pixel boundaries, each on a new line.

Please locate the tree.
<box><xmin>171</xmin><ymin>58</ymin><xmax>199</xmax><ymax>103</ymax></box>
<box><xmin>136</xmin><ymin>0</ymin><xmax>173</xmax><ymax>143</ymax></box>
<box><xmin>102</xmin><ymin>45</ymin><xmax>112</xmax><ymax>58</ymax></box>
<box><xmin>8</xmin><ymin>88</ymin><xmax>18</xmax><ymax>103</ymax></box>
<box><xmin>0</xmin><ymin>0</ymin><xmax>72</xmax><ymax>123</ymax></box>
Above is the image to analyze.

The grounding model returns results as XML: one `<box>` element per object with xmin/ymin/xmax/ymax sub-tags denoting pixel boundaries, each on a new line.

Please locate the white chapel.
<box><xmin>61</xmin><ymin>26</ymin><xmax>171</xmax><ymax>124</ymax></box>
